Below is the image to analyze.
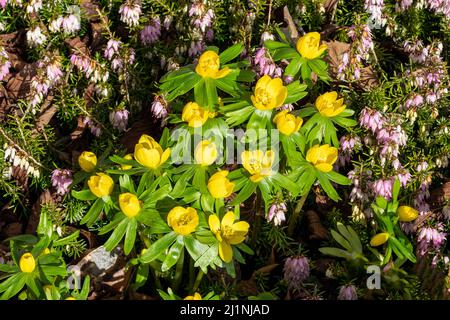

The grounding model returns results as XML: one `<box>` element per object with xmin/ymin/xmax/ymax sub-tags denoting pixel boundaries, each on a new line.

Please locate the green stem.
<box><xmin>288</xmin><ymin>191</ymin><xmax>309</xmax><ymax>236</ymax></box>
<box><xmin>173</xmin><ymin>249</ymin><xmax>185</xmax><ymax>291</ymax></box>
<box><xmin>251</xmin><ymin>189</ymin><xmax>263</xmax><ymax>248</ymax></box>
<box><xmin>192</xmin><ymin>269</ymin><xmax>204</xmax><ymax>293</ymax></box>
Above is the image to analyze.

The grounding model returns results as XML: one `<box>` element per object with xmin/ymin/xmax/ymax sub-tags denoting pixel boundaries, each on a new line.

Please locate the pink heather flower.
<box><xmin>151</xmin><ymin>96</ymin><xmax>168</xmax><ymax>122</ymax></box>
<box><xmin>373</xmin><ymin>178</ymin><xmax>394</xmax><ymax>199</ymax></box>
<box><xmin>0</xmin><ymin>0</ymin><xmax>6</xmax><ymax>8</ymax></box>
<box><xmin>284</xmin><ymin>256</ymin><xmax>310</xmax><ymax>291</ymax></box>
<box><xmin>253</xmin><ymin>47</ymin><xmax>282</xmax><ymax>78</ymax></box>
<box><xmin>62</xmin><ymin>14</ymin><xmax>81</xmax><ymax>34</ymax></box>
<box><xmin>163</xmin><ymin>16</ymin><xmax>172</xmax><ymax>30</ymax></box>
<box><xmin>0</xmin><ymin>47</ymin><xmax>11</xmax><ymax>81</ymax></box>
<box><xmin>51</xmin><ymin>169</ymin><xmax>73</xmax><ymax>195</ymax></box>
<box><xmin>104</xmin><ymin>39</ymin><xmax>121</xmax><ymax>61</ymax></box>
<box><xmin>205</xmin><ymin>28</ymin><xmax>214</xmax><ymax>42</ymax></box>
<box><xmin>83</xmin><ymin>117</ymin><xmax>102</xmax><ymax>137</ymax></box>
<box><xmin>267</xmin><ymin>203</ymin><xmax>287</xmax><ymax>226</ymax></box>
<box><xmin>109</xmin><ymin>109</ymin><xmax>129</xmax><ymax>132</ymax></box>
<box><xmin>119</xmin><ymin>1</ymin><xmax>141</xmax><ymax>27</ymax></box>
<box><xmin>141</xmin><ymin>16</ymin><xmax>161</xmax><ymax>45</ymax></box>
<box><xmin>188</xmin><ymin>41</ymin><xmax>205</xmax><ymax>57</ymax></box>
<box><xmin>397</xmin><ymin>171</ymin><xmax>411</xmax><ymax>187</ymax></box>
<box><xmin>417</xmin><ymin>224</ymin><xmax>447</xmax><ymax>256</ymax></box>
<box><xmin>359</xmin><ymin>108</ymin><xmax>384</xmax><ymax>133</ymax></box>
<box><xmin>417</xmin><ymin>161</ymin><xmax>428</xmax><ymax>172</ymax></box>
<box><xmin>338</xmin><ymin>285</ymin><xmax>358</xmax><ymax>300</ymax></box>
<box><xmin>365</xmin><ymin>0</ymin><xmax>385</xmax><ymax>28</ymax></box>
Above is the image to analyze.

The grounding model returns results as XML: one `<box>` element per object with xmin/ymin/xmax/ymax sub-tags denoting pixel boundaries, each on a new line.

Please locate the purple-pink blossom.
<box><xmin>51</xmin><ymin>169</ymin><xmax>73</xmax><ymax>195</ymax></box>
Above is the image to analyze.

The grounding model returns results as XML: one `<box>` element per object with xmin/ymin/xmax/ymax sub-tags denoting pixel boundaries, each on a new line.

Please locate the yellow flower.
<box><xmin>65</xmin><ymin>297</ymin><xmax>76</xmax><ymax>300</ymax></box>
<box><xmin>184</xmin><ymin>293</ymin><xmax>202</xmax><ymax>300</ymax></box>
<box><xmin>306</xmin><ymin>144</ymin><xmax>338</xmax><ymax>173</ymax></box>
<box><xmin>296</xmin><ymin>32</ymin><xmax>327</xmax><ymax>60</ymax></box>
<box><xmin>209</xmin><ymin>212</ymin><xmax>249</xmax><ymax>263</ymax></box>
<box><xmin>167</xmin><ymin>206</ymin><xmax>199</xmax><ymax>236</ymax></box>
<box><xmin>251</xmin><ymin>75</ymin><xmax>287</xmax><ymax>111</ymax></box>
<box><xmin>181</xmin><ymin>102</ymin><xmax>213</xmax><ymax>128</ymax></box>
<box><xmin>397</xmin><ymin>206</ymin><xmax>419</xmax><ymax>222</ymax></box>
<box><xmin>370</xmin><ymin>233</ymin><xmax>390</xmax><ymax>247</ymax></box>
<box><xmin>273</xmin><ymin>110</ymin><xmax>303</xmax><ymax>136</ymax></box>
<box><xmin>121</xmin><ymin>154</ymin><xmax>133</xmax><ymax>170</ymax></box>
<box><xmin>315</xmin><ymin>92</ymin><xmax>346</xmax><ymax>117</ymax></box>
<box><xmin>194</xmin><ymin>140</ymin><xmax>218</xmax><ymax>166</ymax></box>
<box><xmin>134</xmin><ymin>134</ymin><xmax>171</xmax><ymax>169</ymax></box>
<box><xmin>241</xmin><ymin>150</ymin><xmax>275</xmax><ymax>183</ymax></box>
<box><xmin>78</xmin><ymin>151</ymin><xmax>97</xmax><ymax>172</ymax></box>
<box><xmin>119</xmin><ymin>193</ymin><xmax>141</xmax><ymax>218</ymax></box>
<box><xmin>195</xmin><ymin>50</ymin><xmax>230</xmax><ymax>79</ymax></box>
<box><xmin>19</xmin><ymin>253</ymin><xmax>36</xmax><ymax>273</ymax></box>
<box><xmin>43</xmin><ymin>248</ymin><xmax>50</xmax><ymax>255</ymax></box>
<box><xmin>87</xmin><ymin>173</ymin><xmax>114</xmax><ymax>198</ymax></box>
<box><xmin>207</xmin><ymin>170</ymin><xmax>235</xmax><ymax>198</ymax></box>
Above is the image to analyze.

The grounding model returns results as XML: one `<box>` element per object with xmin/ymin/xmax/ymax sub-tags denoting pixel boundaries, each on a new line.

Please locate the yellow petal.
<box><xmin>232</xmin><ymin>221</ymin><xmax>249</xmax><ymax>233</ymax></box>
<box><xmin>160</xmin><ymin>148</ymin><xmax>171</xmax><ymax>165</ymax></box>
<box><xmin>221</xmin><ymin>211</ymin><xmax>236</xmax><ymax>228</ymax></box>
<box><xmin>306</xmin><ymin>145</ymin><xmax>320</xmax><ymax>164</ymax></box>
<box><xmin>370</xmin><ymin>233</ymin><xmax>390</xmax><ymax>247</ymax></box>
<box><xmin>219</xmin><ymin>241</ymin><xmax>233</xmax><ymax>263</ymax></box>
<box><xmin>208</xmin><ymin>214</ymin><xmax>221</xmax><ymax>235</ymax></box>
<box><xmin>315</xmin><ymin>162</ymin><xmax>333</xmax><ymax>173</ymax></box>
<box><xmin>397</xmin><ymin>206</ymin><xmax>419</xmax><ymax>222</ymax></box>
<box><xmin>213</xmin><ymin>67</ymin><xmax>230</xmax><ymax>79</ymax></box>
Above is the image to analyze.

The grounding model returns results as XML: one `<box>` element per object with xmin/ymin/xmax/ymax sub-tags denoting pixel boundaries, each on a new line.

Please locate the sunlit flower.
<box><xmin>315</xmin><ymin>92</ymin><xmax>346</xmax><ymax>117</ymax></box>
<box><xmin>306</xmin><ymin>144</ymin><xmax>338</xmax><ymax>173</ymax></box>
<box><xmin>195</xmin><ymin>50</ymin><xmax>229</xmax><ymax>79</ymax></box>
<box><xmin>296</xmin><ymin>32</ymin><xmax>327</xmax><ymax>60</ymax></box>
<box><xmin>19</xmin><ymin>253</ymin><xmax>36</xmax><ymax>273</ymax></box>
<box><xmin>119</xmin><ymin>193</ymin><xmax>141</xmax><ymax>218</ymax></box>
<box><xmin>184</xmin><ymin>293</ymin><xmax>202</xmax><ymax>300</ymax></box>
<box><xmin>209</xmin><ymin>212</ymin><xmax>249</xmax><ymax>262</ymax></box>
<box><xmin>182</xmin><ymin>102</ymin><xmax>213</xmax><ymax>127</ymax></box>
<box><xmin>207</xmin><ymin>170</ymin><xmax>234</xmax><ymax>198</ymax></box>
<box><xmin>397</xmin><ymin>205</ymin><xmax>418</xmax><ymax>222</ymax></box>
<box><xmin>121</xmin><ymin>154</ymin><xmax>133</xmax><ymax>170</ymax></box>
<box><xmin>134</xmin><ymin>134</ymin><xmax>170</xmax><ymax>169</ymax></box>
<box><xmin>87</xmin><ymin>173</ymin><xmax>114</xmax><ymax>198</ymax></box>
<box><xmin>194</xmin><ymin>140</ymin><xmax>218</xmax><ymax>166</ymax></box>
<box><xmin>273</xmin><ymin>110</ymin><xmax>303</xmax><ymax>135</ymax></box>
<box><xmin>167</xmin><ymin>206</ymin><xmax>199</xmax><ymax>236</ymax></box>
<box><xmin>78</xmin><ymin>151</ymin><xmax>97</xmax><ymax>172</ymax></box>
<box><xmin>370</xmin><ymin>233</ymin><xmax>389</xmax><ymax>246</ymax></box>
<box><xmin>251</xmin><ymin>75</ymin><xmax>287</xmax><ymax>111</ymax></box>
<box><xmin>241</xmin><ymin>150</ymin><xmax>275</xmax><ymax>182</ymax></box>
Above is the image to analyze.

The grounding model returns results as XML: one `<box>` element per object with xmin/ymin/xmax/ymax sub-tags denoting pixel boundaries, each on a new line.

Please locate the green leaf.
<box><xmin>319</xmin><ymin>247</ymin><xmax>353</xmax><ymax>260</ymax></box>
<box><xmin>230</xmin><ymin>181</ymin><xmax>257</xmax><ymax>205</ymax></box>
<box><xmin>80</xmin><ymin>198</ymin><xmax>104</xmax><ymax>226</ymax></box>
<box><xmin>272</xmin><ymin>47</ymin><xmax>299</xmax><ymax>61</ymax></box>
<box><xmin>392</xmin><ymin>178</ymin><xmax>400</xmax><ymax>202</ymax></box>
<box><xmin>284</xmin><ymin>58</ymin><xmax>302</xmax><ymax>76</ymax></box>
<box><xmin>219</xmin><ymin>43</ymin><xmax>244</xmax><ymax>64</ymax></box>
<box><xmin>0</xmin><ymin>274</ymin><xmax>26</xmax><ymax>300</ymax></box>
<box><xmin>133</xmin><ymin>264</ymin><xmax>149</xmax><ymax>291</ymax></box>
<box><xmin>140</xmin><ymin>232</ymin><xmax>177</xmax><ymax>264</ymax></box>
<box><xmin>71</xmin><ymin>189</ymin><xmax>97</xmax><ymax>201</ymax></box>
<box><xmin>194</xmin><ymin>243</ymin><xmax>219</xmax><ymax>273</ymax></box>
<box><xmin>272</xmin><ymin>172</ymin><xmax>300</xmax><ymax>195</ymax></box>
<box><xmin>124</xmin><ymin>218</ymin><xmax>137</xmax><ymax>255</ymax></box>
<box><xmin>161</xmin><ymin>236</ymin><xmax>184</xmax><ymax>272</ymax></box>
<box><xmin>331</xmin><ymin>230</ymin><xmax>352</xmax><ymax>252</ymax></box>
<box><xmin>193</xmin><ymin>168</ymin><xmax>208</xmax><ymax>195</ymax></box>
<box><xmin>325</xmin><ymin>171</ymin><xmax>351</xmax><ymax>186</ymax></box>
<box><xmin>103</xmin><ymin>218</ymin><xmax>128</xmax><ymax>252</ymax></box>
<box><xmin>316</xmin><ymin>171</ymin><xmax>340</xmax><ymax>201</ymax></box>
<box><xmin>264</xmin><ymin>40</ymin><xmax>291</xmax><ymax>50</ymax></box>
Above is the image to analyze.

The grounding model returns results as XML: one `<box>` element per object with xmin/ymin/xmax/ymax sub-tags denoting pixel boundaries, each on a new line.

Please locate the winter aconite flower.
<box><xmin>119</xmin><ymin>193</ymin><xmax>141</xmax><ymax>218</ymax></box>
<box><xmin>195</xmin><ymin>140</ymin><xmax>218</xmax><ymax>166</ymax></box>
<box><xmin>273</xmin><ymin>110</ymin><xmax>303</xmax><ymax>136</ymax></box>
<box><xmin>251</xmin><ymin>75</ymin><xmax>287</xmax><ymax>111</ymax></box>
<box><xmin>296</xmin><ymin>32</ymin><xmax>327</xmax><ymax>60</ymax></box>
<box><xmin>121</xmin><ymin>154</ymin><xmax>133</xmax><ymax>170</ymax></box>
<box><xmin>87</xmin><ymin>173</ymin><xmax>114</xmax><ymax>198</ymax></box>
<box><xmin>195</xmin><ymin>50</ymin><xmax>230</xmax><ymax>79</ymax></box>
<box><xmin>209</xmin><ymin>212</ymin><xmax>249</xmax><ymax>262</ymax></box>
<box><xmin>134</xmin><ymin>134</ymin><xmax>170</xmax><ymax>169</ymax></box>
<box><xmin>19</xmin><ymin>253</ymin><xmax>35</xmax><ymax>273</ymax></box>
<box><xmin>184</xmin><ymin>293</ymin><xmax>202</xmax><ymax>300</ymax></box>
<box><xmin>306</xmin><ymin>144</ymin><xmax>338</xmax><ymax>173</ymax></box>
<box><xmin>315</xmin><ymin>92</ymin><xmax>346</xmax><ymax>117</ymax></box>
<box><xmin>182</xmin><ymin>102</ymin><xmax>213</xmax><ymax>127</ymax></box>
<box><xmin>78</xmin><ymin>151</ymin><xmax>97</xmax><ymax>172</ymax></box>
<box><xmin>167</xmin><ymin>206</ymin><xmax>199</xmax><ymax>236</ymax></box>
<box><xmin>207</xmin><ymin>170</ymin><xmax>234</xmax><ymax>198</ymax></box>
<box><xmin>241</xmin><ymin>150</ymin><xmax>275</xmax><ymax>182</ymax></box>
<box><xmin>370</xmin><ymin>233</ymin><xmax>390</xmax><ymax>246</ymax></box>
<box><xmin>397</xmin><ymin>206</ymin><xmax>419</xmax><ymax>222</ymax></box>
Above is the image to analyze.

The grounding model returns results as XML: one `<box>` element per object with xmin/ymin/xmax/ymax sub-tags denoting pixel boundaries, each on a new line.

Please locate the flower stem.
<box><xmin>192</xmin><ymin>269</ymin><xmax>204</xmax><ymax>293</ymax></box>
<box><xmin>288</xmin><ymin>191</ymin><xmax>309</xmax><ymax>236</ymax></box>
<box><xmin>173</xmin><ymin>249</ymin><xmax>185</xmax><ymax>291</ymax></box>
